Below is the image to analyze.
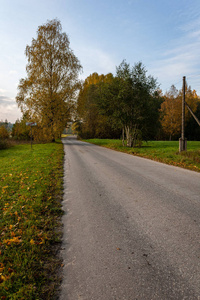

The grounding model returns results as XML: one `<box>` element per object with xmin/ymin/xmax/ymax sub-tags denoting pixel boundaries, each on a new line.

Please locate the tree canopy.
<box><xmin>76</xmin><ymin>73</ymin><xmax>120</xmax><ymax>139</ymax></box>
<box><xmin>16</xmin><ymin>19</ymin><xmax>82</xmax><ymax>142</ymax></box>
<box><xmin>160</xmin><ymin>84</ymin><xmax>199</xmax><ymax>140</ymax></box>
<box><xmin>76</xmin><ymin>61</ymin><xmax>162</xmax><ymax>146</ymax></box>
<box><xmin>97</xmin><ymin>61</ymin><xmax>162</xmax><ymax>146</ymax></box>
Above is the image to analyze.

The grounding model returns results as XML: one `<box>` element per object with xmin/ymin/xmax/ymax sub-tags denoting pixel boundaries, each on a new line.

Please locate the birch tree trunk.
<box><xmin>125</xmin><ymin>125</ymin><xmax>133</xmax><ymax>147</ymax></box>
<box><xmin>122</xmin><ymin>127</ymin><xmax>125</xmax><ymax>146</ymax></box>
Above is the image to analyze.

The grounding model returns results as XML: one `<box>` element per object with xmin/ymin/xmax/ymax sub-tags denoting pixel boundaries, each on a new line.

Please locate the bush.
<box><xmin>12</xmin><ymin>120</ymin><xmax>31</xmax><ymax>140</ymax></box>
<box><xmin>0</xmin><ymin>125</ymin><xmax>9</xmax><ymax>139</ymax></box>
<box><xmin>0</xmin><ymin>139</ymin><xmax>9</xmax><ymax>149</ymax></box>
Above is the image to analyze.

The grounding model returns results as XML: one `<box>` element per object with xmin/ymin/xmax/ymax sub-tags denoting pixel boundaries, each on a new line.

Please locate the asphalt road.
<box><xmin>60</xmin><ymin>137</ymin><xmax>200</xmax><ymax>300</ymax></box>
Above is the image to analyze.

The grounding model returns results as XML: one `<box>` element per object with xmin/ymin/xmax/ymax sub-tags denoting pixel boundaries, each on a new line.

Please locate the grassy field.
<box><xmin>83</xmin><ymin>139</ymin><xmax>200</xmax><ymax>172</ymax></box>
<box><xmin>0</xmin><ymin>141</ymin><xmax>64</xmax><ymax>299</ymax></box>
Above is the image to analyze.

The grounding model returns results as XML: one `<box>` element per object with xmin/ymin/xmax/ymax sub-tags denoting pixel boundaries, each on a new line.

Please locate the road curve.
<box><xmin>60</xmin><ymin>137</ymin><xmax>200</xmax><ymax>300</ymax></box>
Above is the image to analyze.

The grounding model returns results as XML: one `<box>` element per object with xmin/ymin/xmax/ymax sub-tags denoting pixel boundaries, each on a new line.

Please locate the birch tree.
<box><xmin>98</xmin><ymin>61</ymin><xmax>160</xmax><ymax>147</ymax></box>
<box><xmin>16</xmin><ymin>19</ymin><xmax>82</xmax><ymax>141</ymax></box>
<box><xmin>117</xmin><ymin>61</ymin><xmax>160</xmax><ymax>146</ymax></box>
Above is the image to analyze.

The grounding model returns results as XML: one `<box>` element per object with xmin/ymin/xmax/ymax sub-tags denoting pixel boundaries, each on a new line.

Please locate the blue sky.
<box><xmin>1</xmin><ymin>0</ymin><xmax>200</xmax><ymax>122</ymax></box>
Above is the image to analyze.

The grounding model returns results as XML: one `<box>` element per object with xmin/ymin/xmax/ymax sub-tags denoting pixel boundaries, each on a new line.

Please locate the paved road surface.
<box><xmin>60</xmin><ymin>137</ymin><xmax>200</xmax><ymax>300</ymax></box>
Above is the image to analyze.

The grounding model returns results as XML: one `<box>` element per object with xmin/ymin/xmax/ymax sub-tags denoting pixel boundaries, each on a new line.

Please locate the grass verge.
<box><xmin>83</xmin><ymin>139</ymin><xmax>200</xmax><ymax>172</ymax></box>
<box><xmin>0</xmin><ymin>141</ymin><xmax>64</xmax><ymax>299</ymax></box>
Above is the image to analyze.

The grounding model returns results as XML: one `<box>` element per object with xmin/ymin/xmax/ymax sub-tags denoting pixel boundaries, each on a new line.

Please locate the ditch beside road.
<box><xmin>60</xmin><ymin>136</ymin><xmax>200</xmax><ymax>300</ymax></box>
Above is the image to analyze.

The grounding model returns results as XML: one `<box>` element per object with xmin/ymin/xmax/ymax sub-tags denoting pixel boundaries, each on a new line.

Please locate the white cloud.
<box><xmin>150</xmin><ymin>16</ymin><xmax>200</xmax><ymax>94</ymax></box>
<box><xmin>0</xmin><ymin>96</ymin><xmax>22</xmax><ymax>123</ymax></box>
<box><xmin>0</xmin><ymin>89</ymin><xmax>7</xmax><ymax>95</ymax></box>
<box><xmin>77</xmin><ymin>46</ymin><xmax>116</xmax><ymax>79</ymax></box>
<box><xmin>9</xmin><ymin>70</ymin><xmax>18</xmax><ymax>75</ymax></box>
<box><xmin>180</xmin><ymin>17</ymin><xmax>200</xmax><ymax>33</ymax></box>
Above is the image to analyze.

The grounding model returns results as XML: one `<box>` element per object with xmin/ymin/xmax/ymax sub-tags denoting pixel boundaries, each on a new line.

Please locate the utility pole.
<box><xmin>26</xmin><ymin>122</ymin><xmax>37</xmax><ymax>150</ymax></box>
<box><xmin>182</xmin><ymin>76</ymin><xmax>186</xmax><ymax>140</ymax></box>
<box><xmin>179</xmin><ymin>76</ymin><xmax>187</xmax><ymax>152</ymax></box>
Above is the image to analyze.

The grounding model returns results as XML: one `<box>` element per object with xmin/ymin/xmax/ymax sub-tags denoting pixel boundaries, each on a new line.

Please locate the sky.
<box><xmin>1</xmin><ymin>0</ymin><xmax>200</xmax><ymax>123</ymax></box>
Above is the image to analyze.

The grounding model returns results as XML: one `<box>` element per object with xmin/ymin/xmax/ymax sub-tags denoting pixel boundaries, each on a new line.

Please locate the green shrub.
<box><xmin>0</xmin><ymin>125</ymin><xmax>9</xmax><ymax>139</ymax></box>
<box><xmin>0</xmin><ymin>139</ymin><xmax>9</xmax><ymax>150</ymax></box>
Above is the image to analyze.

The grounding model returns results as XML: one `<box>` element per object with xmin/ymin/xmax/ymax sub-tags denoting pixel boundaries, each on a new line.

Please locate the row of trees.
<box><xmin>0</xmin><ymin>120</ymin><xmax>11</xmax><ymax>139</ymax></box>
<box><xmin>160</xmin><ymin>85</ymin><xmax>200</xmax><ymax>140</ymax></box>
<box><xmin>2</xmin><ymin>19</ymin><xmax>198</xmax><ymax>147</ymax></box>
<box><xmin>76</xmin><ymin>61</ymin><xmax>163</xmax><ymax>146</ymax></box>
<box><xmin>76</xmin><ymin>64</ymin><xmax>200</xmax><ymax>145</ymax></box>
<box><xmin>0</xmin><ymin>117</ymin><xmax>31</xmax><ymax>142</ymax></box>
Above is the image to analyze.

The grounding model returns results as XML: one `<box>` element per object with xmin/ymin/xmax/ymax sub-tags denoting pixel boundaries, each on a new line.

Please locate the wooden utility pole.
<box><xmin>182</xmin><ymin>76</ymin><xmax>185</xmax><ymax>141</ymax></box>
<box><xmin>179</xmin><ymin>76</ymin><xmax>187</xmax><ymax>152</ymax></box>
<box><xmin>26</xmin><ymin>122</ymin><xmax>37</xmax><ymax>150</ymax></box>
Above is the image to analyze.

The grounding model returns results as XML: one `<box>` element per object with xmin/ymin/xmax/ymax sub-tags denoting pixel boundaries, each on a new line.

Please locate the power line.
<box><xmin>163</xmin><ymin>74</ymin><xmax>200</xmax><ymax>94</ymax></box>
<box><xmin>186</xmin><ymin>74</ymin><xmax>200</xmax><ymax>80</ymax></box>
<box><xmin>163</xmin><ymin>79</ymin><xmax>182</xmax><ymax>93</ymax></box>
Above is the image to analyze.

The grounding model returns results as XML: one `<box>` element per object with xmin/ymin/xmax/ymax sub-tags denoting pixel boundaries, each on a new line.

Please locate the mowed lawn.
<box><xmin>83</xmin><ymin>139</ymin><xmax>200</xmax><ymax>172</ymax></box>
<box><xmin>0</xmin><ymin>142</ymin><xmax>64</xmax><ymax>299</ymax></box>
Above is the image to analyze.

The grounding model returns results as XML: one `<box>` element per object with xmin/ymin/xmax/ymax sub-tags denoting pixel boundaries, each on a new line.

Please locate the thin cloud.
<box><xmin>150</xmin><ymin>15</ymin><xmax>200</xmax><ymax>93</ymax></box>
<box><xmin>9</xmin><ymin>70</ymin><xmax>18</xmax><ymax>75</ymax></box>
<box><xmin>180</xmin><ymin>16</ymin><xmax>200</xmax><ymax>33</ymax></box>
<box><xmin>0</xmin><ymin>89</ymin><xmax>7</xmax><ymax>95</ymax></box>
<box><xmin>0</xmin><ymin>96</ymin><xmax>21</xmax><ymax>123</ymax></box>
<box><xmin>0</xmin><ymin>96</ymin><xmax>15</xmax><ymax>104</ymax></box>
<box><xmin>77</xmin><ymin>46</ymin><xmax>116</xmax><ymax>78</ymax></box>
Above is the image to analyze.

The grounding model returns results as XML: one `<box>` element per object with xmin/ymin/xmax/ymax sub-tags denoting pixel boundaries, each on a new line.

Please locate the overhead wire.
<box><xmin>163</xmin><ymin>74</ymin><xmax>200</xmax><ymax>94</ymax></box>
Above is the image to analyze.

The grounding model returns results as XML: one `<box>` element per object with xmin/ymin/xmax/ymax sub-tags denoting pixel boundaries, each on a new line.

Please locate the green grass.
<box><xmin>0</xmin><ymin>141</ymin><xmax>64</xmax><ymax>299</ymax></box>
<box><xmin>83</xmin><ymin>139</ymin><xmax>200</xmax><ymax>172</ymax></box>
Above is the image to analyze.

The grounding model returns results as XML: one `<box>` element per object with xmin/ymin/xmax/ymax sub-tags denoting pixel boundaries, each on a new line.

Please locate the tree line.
<box><xmin>160</xmin><ymin>84</ymin><xmax>200</xmax><ymax>141</ymax></box>
<box><xmin>1</xmin><ymin>19</ymin><xmax>200</xmax><ymax>148</ymax></box>
<box><xmin>76</xmin><ymin>61</ymin><xmax>163</xmax><ymax>147</ymax></box>
<box><xmin>75</xmin><ymin>66</ymin><xmax>200</xmax><ymax>145</ymax></box>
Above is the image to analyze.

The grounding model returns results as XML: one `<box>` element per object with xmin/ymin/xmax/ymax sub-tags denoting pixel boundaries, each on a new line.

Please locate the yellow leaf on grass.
<box><xmin>3</xmin><ymin>236</ymin><xmax>22</xmax><ymax>245</ymax></box>
<box><xmin>39</xmin><ymin>238</ymin><xmax>45</xmax><ymax>244</ymax></box>
<box><xmin>12</xmin><ymin>236</ymin><xmax>22</xmax><ymax>243</ymax></box>
<box><xmin>0</xmin><ymin>274</ymin><xmax>7</xmax><ymax>282</ymax></box>
<box><xmin>30</xmin><ymin>239</ymin><xmax>35</xmax><ymax>245</ymax></box>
